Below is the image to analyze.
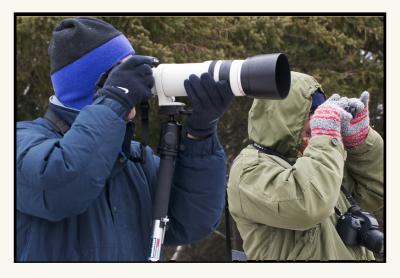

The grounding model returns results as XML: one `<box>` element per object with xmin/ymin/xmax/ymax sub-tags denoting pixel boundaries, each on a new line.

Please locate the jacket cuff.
<box><xmin>309</xmin><ymin>135</ymin><xmax>346</xmax><ymax>159</ymax></box>
<box><xmin>93</xmin><ymin>95</ymin><xmax>128</xmax><ymax>119</ymax></box>
<box><xmin>185</xmin><ymin>120</ymin><xmax>218</xmax><ymax>139</ymax></box>
<box><xmin>180</xmin><ymin>131</ymin><xmax>222</xmax><ymax>157</ymax></box>
<box><xmin>346</xmin><ymin>127</ymin><xmax>379</xmax><ymax>155</ymax></box>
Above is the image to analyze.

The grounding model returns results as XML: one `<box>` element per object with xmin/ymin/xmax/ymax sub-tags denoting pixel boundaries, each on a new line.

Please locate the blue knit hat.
<box><xmin>49</xmin><ymin>17</ymin><xmax>135</xmax><ymax>110</ymax></box>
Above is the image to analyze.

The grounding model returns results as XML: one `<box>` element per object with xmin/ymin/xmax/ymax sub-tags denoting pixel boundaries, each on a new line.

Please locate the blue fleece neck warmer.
<box><xmin>51</xmin><ymin>34</ymin><xmax>134</xmax><ymax>110</ymax></box>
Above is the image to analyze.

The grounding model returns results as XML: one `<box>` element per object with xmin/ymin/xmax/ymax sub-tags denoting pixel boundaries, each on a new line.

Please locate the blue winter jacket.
<box><xmin>16</xmin><ymin>98</ymin><xmax>227</xmax><ymax>261</ymax></box>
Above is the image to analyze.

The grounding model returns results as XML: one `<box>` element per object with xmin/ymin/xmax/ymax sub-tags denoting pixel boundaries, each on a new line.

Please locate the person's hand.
<box><xmin>95</xmin><ymin>55</ymin><xmax>154</xmax><ymax>115</ymax></box>
<box><xmin>184</xmin><ymin>73</ymin><xmax>234</xmax><ymax>138</ymax></box>
<box><xmin>310</xmin><ymin>94</ymin><xmax>353</xmax><ymax>141</ymax></box>
<box><xmin>341</xmin><ymin>91</ymin><xmax>370</xmax><ymax>148</ymax></box>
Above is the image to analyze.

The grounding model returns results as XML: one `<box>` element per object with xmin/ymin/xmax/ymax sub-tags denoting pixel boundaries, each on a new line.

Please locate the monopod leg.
<box><xmin>149</xmin><ymin>119</ymin><xmax>181</xmax><ymax>261</ymax></box>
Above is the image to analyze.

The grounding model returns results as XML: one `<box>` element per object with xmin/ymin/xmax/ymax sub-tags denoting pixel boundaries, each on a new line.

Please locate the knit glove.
<box><xmin>184</xmin><ymin>73</ymin><xmax>234</xmax><ymax>138</ymax></box>
<box><xmin>342</xmin><ymin>91</ymin><xmax>370</xmax><ymax>148</ymax></box>
<box><xmin>310</xmin><ymin>94</ymin><xmax>353</xmax><ymax>140</ymax></box>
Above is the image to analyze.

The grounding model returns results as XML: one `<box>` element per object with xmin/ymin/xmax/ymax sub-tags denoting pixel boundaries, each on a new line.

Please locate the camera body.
<box><xmin>336</xmin><ymin>205</ymin><xmax>384</xmax><ymax>255</ymax></box>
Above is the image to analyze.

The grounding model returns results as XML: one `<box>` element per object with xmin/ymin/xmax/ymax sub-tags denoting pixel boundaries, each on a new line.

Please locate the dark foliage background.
<box><xmin>16</xmin><ymin>15</ymin><xmax>384</xmax><ymax>261</ymax></box>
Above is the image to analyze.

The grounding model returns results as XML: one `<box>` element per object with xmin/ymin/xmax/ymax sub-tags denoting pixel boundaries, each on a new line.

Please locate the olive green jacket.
<box><xmin>227</xmin><ymin>72</ymin><xmax>384</xmax><ymax>260</ymax></box>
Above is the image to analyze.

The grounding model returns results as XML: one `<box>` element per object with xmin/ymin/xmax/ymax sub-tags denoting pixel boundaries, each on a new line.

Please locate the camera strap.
<box><xmin>340</xmin><ymin>186</ymin><xmax>357</xmax><ymax>206</ymax></box>
<box><xmin>140</xmin><ymin>101</ymin><xmax>150</xmax><ymax>146</ymax></box>
<box><xmin>251</xmin><ymin>141</ymin><xmax>294</xmax><ymax>165</ymax></box>
<box><xmin>44</xmin><ymin>106</ymin><xmax>147</xmax><ymax>164</ymax></box>
<box><xmin>43</xmin><ymin>108</ymin><xmax>70</xmax><ymax>135</ymax></box>
<box><xmin>335</xmin><ymin>187</ymin><xmax>358</xmax><ymax>216</ymax></box>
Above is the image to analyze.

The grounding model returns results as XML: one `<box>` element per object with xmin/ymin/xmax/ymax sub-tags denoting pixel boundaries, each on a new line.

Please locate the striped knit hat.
<box><xmin>49</xmin><ymin>17</ymin><xmax>134</xmax><ymax>110</ymax></box>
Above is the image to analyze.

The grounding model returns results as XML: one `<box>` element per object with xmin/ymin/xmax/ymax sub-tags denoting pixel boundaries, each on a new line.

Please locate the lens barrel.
<box><xmin>208</xmin><ymin>53</ymin><xmax>291</xmax><ymax>99</ymax></box>
<box><xmin>242</xmin><ymin>54</ymin><xmax>290</xmax><ymax>99</ymax></box>
<box><xmin>152</xmin><ymin>53</ymin><xmax>291</xmax><ymax>106</ymax></box>
<box><xmin>360</xmin><ymin>229</ymin><xmax>384</xmax><ymax>254</ymax></box>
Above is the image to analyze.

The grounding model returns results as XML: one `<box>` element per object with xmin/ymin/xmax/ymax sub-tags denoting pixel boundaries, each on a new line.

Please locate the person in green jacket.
<box><xmin>227</xmin><ymin>71</ymin><xmax>384</xmax><ymax>260</ymax></box>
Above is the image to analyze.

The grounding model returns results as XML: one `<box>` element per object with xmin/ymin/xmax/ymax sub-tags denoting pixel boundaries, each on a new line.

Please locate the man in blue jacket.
<box><xmin>16</xmin><ymin>17</ymin><xmax>233</xmax><ymax>261</ymax></box>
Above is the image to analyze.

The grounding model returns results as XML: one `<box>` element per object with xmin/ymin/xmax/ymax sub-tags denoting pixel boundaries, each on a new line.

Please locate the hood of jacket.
<box><xmin>248</xmin><ymin>71</ymin><xmax>324</xmax><ymax>159</ymax></box>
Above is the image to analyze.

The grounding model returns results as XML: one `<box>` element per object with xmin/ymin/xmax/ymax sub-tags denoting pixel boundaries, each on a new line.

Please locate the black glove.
<box><xmin>184</xmin><ymin>73</ymin><xmax>234</xmax><ymax>138</ymax></box>
<box><xmin>96</xmin><ymin>55</ymin><xmax>154</xmax><ymax>114</ymax></box>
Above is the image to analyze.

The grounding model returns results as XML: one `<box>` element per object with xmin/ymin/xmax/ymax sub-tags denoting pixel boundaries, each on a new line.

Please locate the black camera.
<box><xmin>336</xmin><ymin>205</ymin><xmax>384</xmax><ymax>255</ymax></box>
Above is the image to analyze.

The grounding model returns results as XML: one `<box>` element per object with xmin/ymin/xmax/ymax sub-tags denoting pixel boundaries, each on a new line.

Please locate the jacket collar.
<box><xmin>48</xmin><ymin>95</ymin><xmax>80</xmax><ymax>126</ymax></box>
